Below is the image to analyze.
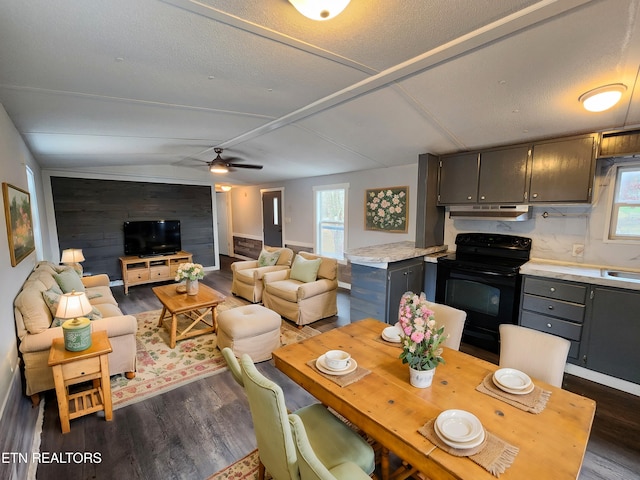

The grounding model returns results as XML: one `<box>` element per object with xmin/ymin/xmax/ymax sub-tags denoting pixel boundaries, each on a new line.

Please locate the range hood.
<box><xmin>448</xmin><ymin>205</ymin><xmax>531</xmax><ymax>221</ymax></box>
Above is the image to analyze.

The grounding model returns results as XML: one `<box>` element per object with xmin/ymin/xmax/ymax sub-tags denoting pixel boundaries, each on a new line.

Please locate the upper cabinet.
<box><xmin>529</xmin><ymin>135</ymin><xmax>597</xmax><ymax>203</ymax></box>
<box><xmin>437</xmin><ymin>133</ymin><xmax>597</xmax><ymax>206</ymax></box>
<box><xmin>478</xmin><ymin>146</ymin><xmax>530</xmax><ymax>204</ymax></box>
<box><xmin>437</xmin><ymin>152</ymin><xmax>479</xmax><ymax>204</ymax></box>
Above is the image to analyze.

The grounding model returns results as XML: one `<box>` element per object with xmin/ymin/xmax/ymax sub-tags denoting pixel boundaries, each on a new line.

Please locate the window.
<box><xmin>314</xmin><ymin>184</ymin><xmax>348</xmax><ymax>260</ymax></box>
<box><xmin>607</xmin><ymin>163</ymin><xmax>640</xmax><ymax>242</ymax></box>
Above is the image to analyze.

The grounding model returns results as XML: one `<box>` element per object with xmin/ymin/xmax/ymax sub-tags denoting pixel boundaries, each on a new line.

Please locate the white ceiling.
<box><xmin>1</xmin><ymin>0</ymin><xmax>639</xmax><ymax>185</ymax></box>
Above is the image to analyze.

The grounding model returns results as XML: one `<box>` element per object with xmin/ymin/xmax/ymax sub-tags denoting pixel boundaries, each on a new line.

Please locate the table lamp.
<box><xmin>61</xmin><ymin>248</ymin><xmax>85</xmax><ymax>275</ymax></box>
<box><xmin>55</xmin><ymin>291</ymin><xmax>93</xmax><ymax>351</ymax></box>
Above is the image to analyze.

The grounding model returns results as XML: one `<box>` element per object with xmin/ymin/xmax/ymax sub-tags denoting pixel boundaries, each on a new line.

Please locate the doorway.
<box><xmin>216</xmin><ymin>192</ymin><xmax>231</xmax><ymax>256</ymax></box>
<box><xmin>262</xmin><ymin>189</ymin><xmax>283</xmax><ymax>247</ymax></box>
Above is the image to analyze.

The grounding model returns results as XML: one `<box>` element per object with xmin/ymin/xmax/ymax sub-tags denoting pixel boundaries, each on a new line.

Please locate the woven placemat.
<box><xmin>373</xmin><ymin>336</ymin><xmax>402</xmax><ymax>348</ymax></box>
<box><xmin>306</xmin><ymin>359</ymin><xmax>371</xmax><ymax>387</ymax></box>
<box><xmin>418</xmin><ymin>418</ymin><xmax>519</xmax><ymax>477</ymax></box>
<box><xmin>476</xmin><ymin>373</ymin><xmax>551</xmax><ymax>414</ymax></box>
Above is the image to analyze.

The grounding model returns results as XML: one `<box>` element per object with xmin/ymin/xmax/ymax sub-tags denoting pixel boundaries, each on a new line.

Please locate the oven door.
<box><xmin>435</xmin><ymin>262</ymin><xmax>521</xmax><ymax>352</ymax></box>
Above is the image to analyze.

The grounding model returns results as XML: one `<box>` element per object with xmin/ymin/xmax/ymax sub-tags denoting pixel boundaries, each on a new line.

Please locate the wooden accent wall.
<box><xmin>51</xmin><ymin>177</ymin><xmax>215</xmax><ymax>280</ymax></box>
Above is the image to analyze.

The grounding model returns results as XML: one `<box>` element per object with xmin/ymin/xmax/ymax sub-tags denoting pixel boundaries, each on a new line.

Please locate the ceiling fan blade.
<box><xmin>227</xmin><ymin>163</ymin><xmax>263</xmax><ymax>169</ymax></box>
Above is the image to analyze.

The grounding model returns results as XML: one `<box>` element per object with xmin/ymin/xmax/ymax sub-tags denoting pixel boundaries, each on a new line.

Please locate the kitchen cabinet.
<box><xmin>583</xmin><ymin>286</ymin><xmax>640</xmax><ymax>384</ymax></box>
<box><xmin>437</xmin><ymin>152</ymin><xmax>479</xmax><ymax>204</ymax></box>
<box><xmin>519</xmin><ymin>276</ymin><xmax>587</xmax><ymax>363</ymax></box>
<box><xmin>437</xmin><ymin>133</ymin><xmax>597</xmax><ymax>206</ymax></box>
<box><xmin>350</xmin><ymin>257</ymin><xmax>424</xmax><ymax>325</ymax></box>
<box><xmin>478</xmin><ymin>146</ymin><xmax>530</xmax><ymax>204</ymax></box>
<box><xmin>528</xmin><ymin>134</ymin><xmax>597</xmax><ymax>203</ymax></box>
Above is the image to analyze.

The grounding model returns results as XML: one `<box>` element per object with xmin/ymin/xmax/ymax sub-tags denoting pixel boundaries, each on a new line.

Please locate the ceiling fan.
<box><xmin>207</xmin><ymin>148</ymin><xmax>263</xmax><ymax>173</ymax></box>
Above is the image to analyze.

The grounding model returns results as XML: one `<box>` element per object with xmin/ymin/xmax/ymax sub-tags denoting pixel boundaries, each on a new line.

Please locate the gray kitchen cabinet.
<box><xmin>437</xmin><ymin>133</ymin><xmax>598</xmax><ymax>206</ymax></box>
<box><xmin>583</xmin><ymin>286</ymin><xmax>640</xmax><ymax>384</ymax></box>
<box><xmin>350</xmin><ymin>257</ymin><xmax>424</xmax><ymax>325</ymax></box>
<box><xmin>387</xmin><ymin>257</ymin><xmax>424</xmax><ymax>325</ymax></box>
<box><xmin>478</xmin><ymin>146</ymin><xmax>530</xmax><ymax>204</ymax></box>
<box><xmin>437</xmin><ymin>152</ymin><xmax>479</xmax><ymax>204</ymax></box>
<box><xmin>519</xmin><ymin>276</ymin><xmax>588</xmax><ymax>363</ymax></box>
<box><xmin>529</xmin><ymin>134</ymin><xmax>597</xmax><ymax>203</ymax></box>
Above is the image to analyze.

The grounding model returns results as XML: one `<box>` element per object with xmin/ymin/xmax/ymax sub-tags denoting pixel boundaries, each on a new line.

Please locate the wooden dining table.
<box><xmin>272</xmin><ymin>318</ymin><xmax>596</xmax><ymax>480</ymax></box>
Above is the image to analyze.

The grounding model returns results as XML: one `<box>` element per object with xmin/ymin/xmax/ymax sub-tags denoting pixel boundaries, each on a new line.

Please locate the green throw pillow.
<box><xmin>258</xmin><ymin>249</ymin><xmax>281</xmax><ymax>267</ymax></box>
<box><xmin>289</xmin><ymin>255</ymin><xmax>322</xmax><ymax>283</ymax></box>
<box><xmin>54</xmin><ymin>269</ymin><xmax>85</xmax><ymax>293</ymax></box>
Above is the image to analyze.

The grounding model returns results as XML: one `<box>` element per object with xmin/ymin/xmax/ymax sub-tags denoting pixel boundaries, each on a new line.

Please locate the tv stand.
<box><xmin>119</xmin><ymin>251</ymin><xmax>192</xmax><ymax>294</ymax></box>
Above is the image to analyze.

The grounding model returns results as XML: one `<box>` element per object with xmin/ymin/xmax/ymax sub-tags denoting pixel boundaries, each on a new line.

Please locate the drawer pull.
<box><xmin>547</xmin><ymin>323</ymin><xmax>552</xmax><ymax>328</ymax></box>
<box><xmin>548</xmin><ymin>305</ymin><xmax>554</xmax><ymax>310</ymax></box>
<box><xmin>550</xmin><ymin>287</ymin><xmax>556</xmax><ymax>292</ymax></box>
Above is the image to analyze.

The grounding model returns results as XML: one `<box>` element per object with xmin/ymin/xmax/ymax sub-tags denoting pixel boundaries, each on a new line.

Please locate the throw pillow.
<box><xmin>258</xmin><ymin>249</ymin><xmax>281</xmax><ymax>267</ymax></box>
<box><xmin>43</xmin><ymin>287</ymin><xmax>103</xmax><ymax>327</ymax></box>
<box><xmin>289</xmin><ymin>254</ymin><xmax>322</xmax><ymax>283</ymax></box>
<box><xmin>54</xmin><ymin>269</ymin><xmax>85</xmax><ymax>293</ymax></box>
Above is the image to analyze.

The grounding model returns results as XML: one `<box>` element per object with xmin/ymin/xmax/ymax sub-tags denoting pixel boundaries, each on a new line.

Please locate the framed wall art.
<box><xmin>364</xmin><ymin>186</ymin><xmax>409</xmax><ymax>233</ymax></box>
<box><xmin>3</xmin><ymin>182</ymin><xmax>35</xmax><ymax>266</ymax></box>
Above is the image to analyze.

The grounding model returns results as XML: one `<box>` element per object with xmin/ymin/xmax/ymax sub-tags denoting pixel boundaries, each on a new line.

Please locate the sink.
<box><xmin>601</xmin><ymin>269</ymin><xmax>640</xmax><ymax>282</ymax></box>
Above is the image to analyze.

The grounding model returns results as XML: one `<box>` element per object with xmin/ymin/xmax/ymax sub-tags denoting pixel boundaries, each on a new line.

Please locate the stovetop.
<box><xmin>438</xmin><ymin>233</ymin><xmax>532</xmax><ymax>272</ymax></box>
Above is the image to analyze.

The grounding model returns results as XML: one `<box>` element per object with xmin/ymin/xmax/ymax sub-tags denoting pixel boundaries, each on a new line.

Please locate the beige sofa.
<box><xmin>14</xmin><ymin>261</ymin><xmax>137</xmax><ymax>405</ymax></box>
<box><xmin>231</xmin><ymin>246</ymin><xmax>294</xmax><ymax>303</ymax></box>
<box><xmin>262</xmin><ymin>252</ymin><xmax>338</xmax><ymax>327</ymax></box>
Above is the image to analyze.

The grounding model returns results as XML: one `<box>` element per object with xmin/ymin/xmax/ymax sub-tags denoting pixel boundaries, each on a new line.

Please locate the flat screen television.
<box><xmin>123</xmin><ymin>220</ymin><xmax>181</xmax><ymax>257</ymax></box>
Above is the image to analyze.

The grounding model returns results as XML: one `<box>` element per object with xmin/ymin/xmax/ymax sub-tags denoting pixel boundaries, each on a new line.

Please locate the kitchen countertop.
<box><xmin>345</xmin><ymin>241</ymin><xmax>447</xmax><ymax>268</ymax></box>
<box><xmin>520</xmin><ymin>259</ymin><xmax>640</xmax><ymax>291</ymax></box>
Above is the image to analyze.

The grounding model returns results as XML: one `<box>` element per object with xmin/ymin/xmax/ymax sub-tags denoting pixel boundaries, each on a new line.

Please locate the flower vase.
<box><xmin>409</xmin><ymin>366</ymin><xmax>435</xmax><ymax>388</ymax></box>
<box><xmin>186</xmin><ymin>279</ymin><xmax>199</xmax><ymax>296</ymax></box>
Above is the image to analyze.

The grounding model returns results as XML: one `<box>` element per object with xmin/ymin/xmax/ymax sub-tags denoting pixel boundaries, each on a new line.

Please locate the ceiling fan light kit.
<box><xmin>288</xmin><ymin>0</ymin><xmax>351</xmax><ymax>21</ymax></box>
<box><xmin>579</xmin><ymin>83</ymin><xmax>627</xmax><ymax>112</ymax></box>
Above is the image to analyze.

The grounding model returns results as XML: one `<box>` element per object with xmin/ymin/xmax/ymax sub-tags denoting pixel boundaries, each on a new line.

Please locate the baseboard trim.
<box><xmin>565</xmin><ymin>363</ymin><xmax>640</xmax><ymax>396</ymax></box>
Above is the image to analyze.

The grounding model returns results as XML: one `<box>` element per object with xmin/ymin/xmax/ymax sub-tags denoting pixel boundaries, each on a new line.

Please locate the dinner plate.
<box><xmin>435</xmin><ymin>410</ymin><xmax>483</xmax><ymax>443</ymax></box>
<box><xmin>434</xmin><ymin>421</ymin><xmax>486</xmax><ymax>450</ymax></box>
<box><xmin>382</xmin><ymin>326</ymin><xmax>401</xmax><ymax>343</ymax></box>
<box><xmin>493</xmin><ymin>368</ymin><xmax>532</xmax><ymax>390</ymax></box>
<box><xmin>492</xmin><ymin>375</ymin><xmax>535</xmax><ymax>395</ymax></box>
<box><xmin>316</xmin><ymin>354</ymin><xmax>358</xmax><ymax>376</ymax></box>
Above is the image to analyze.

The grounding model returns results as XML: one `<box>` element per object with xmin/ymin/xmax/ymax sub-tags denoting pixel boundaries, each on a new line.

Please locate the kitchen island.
<box><xmin>345</xmin><ymin>241</ymin><xmax>446</xmax><ymax>324</ymax></box>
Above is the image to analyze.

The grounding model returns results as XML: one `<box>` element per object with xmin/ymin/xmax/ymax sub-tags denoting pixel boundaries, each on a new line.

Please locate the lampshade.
<box><xmin>288</xmin><ymin>0</ymin><xmax>351</xmax><ymax>21</ymax></box>
<box><xmin>579</xmin><ymin>84</ymin><xmax>627</xmax><ymax>112</ymax></box>
<box><xmin>55</xmin><ymin>291</ymin><xmax>93</xmax><ymax>319</ymax></box>
<box><xmin>61</xmin><ymin>248</ymin><xmax>85</xmax><ymax>263</ymax></box>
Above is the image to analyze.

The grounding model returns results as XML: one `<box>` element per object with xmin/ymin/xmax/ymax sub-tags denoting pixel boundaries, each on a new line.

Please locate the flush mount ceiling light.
<box><xmin>579</xmin><ymin>84</ymin><xmax>627</xmax><ymax>112</ymax></box>
<box><xmin>288</xmin><ymin>0</ymin><xmax>351</xmax><ymax>21</ymax></box>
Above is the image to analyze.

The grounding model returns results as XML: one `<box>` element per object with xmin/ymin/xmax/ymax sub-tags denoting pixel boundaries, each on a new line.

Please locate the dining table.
<box><xmin>272</xmin><ymin>318</ymin><xmax>596</xmax><ymax>480</ymax></box>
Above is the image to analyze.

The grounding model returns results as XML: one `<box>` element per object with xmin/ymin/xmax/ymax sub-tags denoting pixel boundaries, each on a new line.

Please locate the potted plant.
<box><xmin>397</xmin><ymin>291</ymin><xmax>447</xmax><ymax>388</ymax></box>
<box><xmin>175</xmin><ymin>262</ymin><xmax>205</xmax><ymax>295</ymax></box>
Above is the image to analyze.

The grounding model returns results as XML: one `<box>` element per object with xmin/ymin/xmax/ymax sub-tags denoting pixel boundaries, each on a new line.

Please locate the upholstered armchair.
<box><xmin>231</xmin><ymin>246</ymin><xmax>294</xmax><ymax>303</ymax></box>
<box><xmin>262</xmin><ymin>252</ymin><xmax>338</xmax><ymax>327</ymax></box>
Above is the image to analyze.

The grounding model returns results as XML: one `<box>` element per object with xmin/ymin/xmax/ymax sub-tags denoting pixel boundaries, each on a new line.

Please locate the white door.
<box><xmin>216</xmin><ymin>192</ymin><xmax>230</xmax><ymax>256</ymax></box>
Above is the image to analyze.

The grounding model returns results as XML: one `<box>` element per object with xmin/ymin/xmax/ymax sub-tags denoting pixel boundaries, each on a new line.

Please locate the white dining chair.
<box><xmin>498</xmin><ymin>324</ymin><xmax>571</xmax><ymax>388</ymax></box>
<box><xmin>424</xmin><ymin>301</ymin><xmax>467</xmax><ymax>351</ymax></box>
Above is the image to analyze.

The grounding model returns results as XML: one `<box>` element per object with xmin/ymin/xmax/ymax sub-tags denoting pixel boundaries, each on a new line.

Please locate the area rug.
<box><xmin>110</xmin><ymin>298</ymin><xmax>319</xmax><ymax>409</ymax></box>
<box><xmin>207</xmin><ymin>449</ymin><xmax>265</xmax><ymax>480</ymax></box>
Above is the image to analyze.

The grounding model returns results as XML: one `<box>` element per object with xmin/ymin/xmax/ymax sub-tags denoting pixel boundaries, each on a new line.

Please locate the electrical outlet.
<box><xmin>572</xmin><ymin>243</ymin><xmax>584</xmax><ymax>257</ymax></box>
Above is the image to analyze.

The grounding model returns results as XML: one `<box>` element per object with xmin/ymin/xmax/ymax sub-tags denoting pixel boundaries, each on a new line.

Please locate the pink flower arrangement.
<box><xmin>398</xmin><ymin>291</ymin><xmax>447</xmax><ymax>371</ymax></box>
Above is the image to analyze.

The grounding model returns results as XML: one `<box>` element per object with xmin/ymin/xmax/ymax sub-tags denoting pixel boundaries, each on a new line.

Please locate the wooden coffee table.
<box><xmin>152</xmin><ymin>283</ymin><xmax>226</xmax><ymax>348</ymax></box>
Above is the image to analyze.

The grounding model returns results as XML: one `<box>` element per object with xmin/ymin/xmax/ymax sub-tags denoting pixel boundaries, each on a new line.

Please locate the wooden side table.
<box><xmin>48</xmin><ymin>330</ymin><xmax>113</xmax><ymax>434</ymax></box>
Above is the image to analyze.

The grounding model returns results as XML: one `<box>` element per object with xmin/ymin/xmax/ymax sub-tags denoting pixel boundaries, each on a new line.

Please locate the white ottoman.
<box><xmin>217</xmin><ymin>304</ymin><xmax>282</xmax><ymax>362</ymax></box>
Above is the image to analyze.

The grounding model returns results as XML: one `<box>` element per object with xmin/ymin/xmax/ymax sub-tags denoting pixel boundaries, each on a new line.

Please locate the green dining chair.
<box><xmin>221</xmin><ymin>347</ymin><xmax>244</xmax><ymax>387</ymax></box>
<box><xmin>289</xmin><ymin>413</ymin><xmax>372</xmax><ymax>480</ymax></box>
<box><xmin>239</xmin><ymin>354</ymin><xmax>376</xmax><ymax>480</ymax></box>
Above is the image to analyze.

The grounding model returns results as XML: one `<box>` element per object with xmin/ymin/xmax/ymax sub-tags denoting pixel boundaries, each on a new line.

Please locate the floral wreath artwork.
<box><xmin>364</xmin><ymin>186</ymin><xmax>409</xmax><ymax>233</ymax></box>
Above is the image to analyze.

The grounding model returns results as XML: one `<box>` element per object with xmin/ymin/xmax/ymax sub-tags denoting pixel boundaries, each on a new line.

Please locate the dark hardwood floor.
<box><xmin>35</xmin><ymin>255</ymin><xmax>640</xmax><ymax>480</ymax></box>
